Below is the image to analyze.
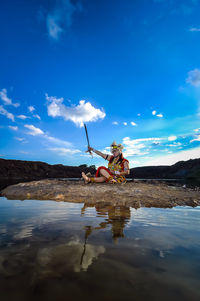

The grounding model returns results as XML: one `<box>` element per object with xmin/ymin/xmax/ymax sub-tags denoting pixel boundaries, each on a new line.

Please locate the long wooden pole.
<box><xmin>84</xmin><ymin>123</ymin><xmax>93</xmax><ymax>157</ymax></box>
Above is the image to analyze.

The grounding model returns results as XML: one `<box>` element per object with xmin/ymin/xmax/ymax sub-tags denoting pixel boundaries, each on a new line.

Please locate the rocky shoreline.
<box><xmin>1</xmin><ymin>179</ymin><xmax>200</xmax><ymax>209</ymax></box>
<box><xmin>0</xmin><ymin>158</ymin><xmax>96</xmax><ymax>190</ymax></box>
<box><xmin>0</xmin><ymin>157</ymin><xmax>200</xmax><ymax>191</ymax></box>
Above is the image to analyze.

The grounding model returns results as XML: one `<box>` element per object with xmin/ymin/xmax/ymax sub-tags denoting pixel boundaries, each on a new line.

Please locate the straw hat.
<box><xmin>110</xmin><ymin>141</ymin><xmax>124</xmax><ymax>152</ymax></box>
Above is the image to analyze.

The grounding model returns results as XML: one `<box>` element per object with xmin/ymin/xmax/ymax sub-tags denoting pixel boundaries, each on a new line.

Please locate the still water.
<box><xmin>0</xmin><ymin>197</ymin><xmax>200</xmax><ymax>301</ymax></box>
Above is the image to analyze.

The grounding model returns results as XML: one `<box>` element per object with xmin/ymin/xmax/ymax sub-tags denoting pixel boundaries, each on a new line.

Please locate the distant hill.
<box><xmin>129</xmin><ymin>158</ymin><xmax>200</xmax><ymax>182</ymax></box>
<box><xmin>0</xmin><ymin>158</ymin><xmax>96</xmax><ymax>190</ymax></box>
<box><xmin>0</xmin><ymin>157</ymin><xmax>199</xmax><ymax>190</ymax></box>
<box><xmin>0</xmin><ymin>158</ymin><xmax>96</xmax><ymax>179</ymax></box>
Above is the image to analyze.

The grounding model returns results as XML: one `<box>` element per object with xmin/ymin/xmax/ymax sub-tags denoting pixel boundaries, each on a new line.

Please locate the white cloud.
<box><xmin>186</xmin><ymin>69</ymin><xmax>200</xmax><ymax>87</ymax></box>
<box><xmin>15</xmin><ymin>137</ymin><xmax>24</xmax><ymax>141</ymax></box>
<box><xmin>28</xmin><ymin>106</ymin><xmax>35</xmax><ymax>112</ymax></box>
<box><xmin>167</xmin><ymin>143</ymin><xmax>182</xmax><ymax>147</ymax></box>
<box><xmin>46</xmin><ymin>94</ymin><xmax>106</xmax><ymax>127</ymax></box>
<box><xmin>112</xmin><ymin>121</ymin><xmax>118</xmax><ymax>125</ymax></box>
<box><xmin>44</xmin><ymin>135</ymin><xmax>72</xmax><ymax>147</ymax></box>
<box><xmin>190</xmin><ymin>135</ymin><xmax>200</xmax><ymax>143</ymax></box>
<box><xmin>0</xmin><ymin>105</ymin><xmax>15</xmax><ymax>121</ymax></box>
<box><xmin>24</xmin><ymin>124</ymin><xmax>44</xmax><ymax>136</ymax></box>
<box><xmin>48</xmin><ymin>147</ymin><xmax>81</xmax><ymax>156</ymax></box>
<box><xmin>137</xmin><ymin>113</ymin><xmax>141</xmax><ymax>116</ymax></box>
<box><xmin>189</xmin><ymin>27</ymin><xmax>200</xmax><ymax>32</ymax></box>
<box><xmin>47</xmin><ymin>15</ymin><xmax>63</xmax><ymax>40</ymax></box>
<box><xmin>194</xmin><ymin>128</ymin><xmax>200</xmax><ymax>132</ymax></box>
<box><xmin>121</xmin><ymin>136</ymin><xmax>179</xmax><ymax>160</ymax></box>
<box><xmin>130</xmin><ymin>121</ymin><xmax>137</xmax><ymax>126</ymax></box>
<box><xmin>0</xmin><ymin>88</ymin><xmax>20</xmax><ymax>107</ymax></box>
<box><xmin>128</xmin><ymin>159</ymin><xmax>140</xmax><ymax>166</ymax></box>
<box><xmin>24</xmin><ymin>124</ymin><xmax>72</xmax><ymax>147</ymax></box>
<box><xmin>33</xmin><ymin>114</ymin><xmax>41</xmax><ymax>120</ymax></box>
<box><xmin>99</xmin><ymin>141</ymin><xmax>149</xmax><ymax>158</ymax></box>
<box><xmin>123</xmin><ymin>122</ymin><xmax>127</xmax><ymax>126</ymax></box>
<box><xmin>122</xmin><ymin>137</ymin><xmax>153</xmax><ymax>157</ymax></box>
<box><xmin>8</xmin><ymin>126</ymin><xmax>18</xmax><ymax>131</ymax></box>
<box><xmin>15</xmin><ymin>137</ymin><xmax>26</xmax><ymax>142</ymax></box>
<box><xmin>17</xmin><ymin>115</ymin><xmax>29</xmax><ymax>120</ymax></box>
<box><xmin>144</xmin><ymin>146</ymin><xmax>200</xmax><ymax>166</ymax></box>
<box><xmin>152</xmin><ymin>110</ymin><xmax>163</xmax><ymax>118</ymax></box>
<box><xmin>99</xmin><ymin>146</ymin><xmax>110</xmax><ymax>155</ymax></box>
<box><xmin>123</xmin><ymin>147</ymin><xmax>148</xmax><ymax>157</ymax></box>
<box><xmin>123</xmin><ymin>137</ymin><xmax>163</xmax><ymax>144</ymax></box>
<box><xmin>27</xmin><ymin>106</ymin><xmax>41</xmax><ymax>120</ymax></box>
<box><xmin>46</xmin><ymin>0</ymin><xmax>82</xmax><ymax>40</ymax></box>
<box><xmin>19</xmin><ymin>151</ymin><xmax>30</xmax><ymax>155</ymax></box>
<box><xmin>168</xmin><ymin>136</ymin><xmax>177</xmax><ymax>141</ymax></box>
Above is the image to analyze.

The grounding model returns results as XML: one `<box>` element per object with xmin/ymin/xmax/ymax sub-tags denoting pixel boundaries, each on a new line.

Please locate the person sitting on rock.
<box><xmin>81</xmin><ymin>141</ymin><xmax>130</xmax><ymax>184</ymax></box>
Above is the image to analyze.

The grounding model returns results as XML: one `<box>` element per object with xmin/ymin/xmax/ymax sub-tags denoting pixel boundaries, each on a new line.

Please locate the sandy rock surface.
<box><xmin>1</xmin><ymin>179</ymin><xmax>200</xmax><ymax>208</ymax></box>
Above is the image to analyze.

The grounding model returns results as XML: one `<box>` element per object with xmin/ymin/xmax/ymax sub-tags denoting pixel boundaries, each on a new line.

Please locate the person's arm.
<box><xmin>88</xmin><ymin>147</ymin><xmax>112</xmax><ymax>161</ymax></box>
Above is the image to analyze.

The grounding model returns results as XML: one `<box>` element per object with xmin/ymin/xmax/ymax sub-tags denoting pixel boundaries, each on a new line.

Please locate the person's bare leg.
<box><xmin>99</xmin><ymin>169</ymin><xmax>117</xmax><ymax>183</ymax></box>
<box><xmin>94</xmin><ymin>176</ymin><xmax>107</xmax><ymax>183</ymax></box>
<box><xmin>81</xmin><ymin>172</ymin><xmax>107</xmax><ymax>184</ymax></box>
<box><xmin>99</xmin><ymin>168</ymin><xmax>111</xmax><ymax>178</ymax></box>
<box><xmin>81</xmin><ymin>172</ymin><xmax>90</xmax><ymax>183</ymax></box>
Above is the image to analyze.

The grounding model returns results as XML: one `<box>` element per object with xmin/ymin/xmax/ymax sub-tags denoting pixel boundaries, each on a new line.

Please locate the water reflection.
<box><xmin>81</xmin><ymin>204</ymin><xmax>131</xmax><ymax>242</ymax></box>
<box><xmin>0</xmin><ymin>197</ymin><xmax>200</xmax><ymax>301</ymax></box>
<box><xmin>36</xmin><ymin>240</ymin><xmax>105</xmax><ymax>274</ymax></box>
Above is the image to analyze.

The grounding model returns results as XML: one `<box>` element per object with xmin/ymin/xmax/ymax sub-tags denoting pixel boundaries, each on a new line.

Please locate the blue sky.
<box><xmin>0</xmin><ymin>0</ymin><xmax>200</xmax><ymax>168</ymax></box>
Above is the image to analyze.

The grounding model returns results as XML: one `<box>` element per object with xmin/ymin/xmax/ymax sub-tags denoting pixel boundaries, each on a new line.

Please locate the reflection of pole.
<box><xmin>80</xmin><ymin>226</ymin><xmax>92</xmax><ymax>266</ymax></box>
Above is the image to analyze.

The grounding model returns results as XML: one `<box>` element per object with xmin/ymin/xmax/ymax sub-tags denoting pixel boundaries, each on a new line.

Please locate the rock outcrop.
<box><xmin>130</xmin><ymin>158</ymin><xmax>200</xmax><ymax>181</ymax></box>
<box><xmin>0</xmin><ymin>157</ymin><xmax>199</xmax><ymax>191</ymax></box>
<box><xmin>1</xmin><ymin>179</ymin><xmax>200</xmax><ymax>209</ymax></box>
<box><xmin>0</xmin><ymin>158</ymin><xmax>96</xmax><ymax>190</ymax></box>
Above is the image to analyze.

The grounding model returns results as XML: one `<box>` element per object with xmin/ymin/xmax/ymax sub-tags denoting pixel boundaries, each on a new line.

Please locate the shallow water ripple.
<box><xmin>0</xmin><ymin>197</ymin><xmax>200</xmax><ymax>301</ymax></box>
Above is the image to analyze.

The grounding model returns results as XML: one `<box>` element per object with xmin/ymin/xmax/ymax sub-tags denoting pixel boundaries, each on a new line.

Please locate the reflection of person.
<box><xmin>82</xmin><ymin>141</ymin><xmax>130</xmax><ymax>184</ymax></box>
<box><xmin>96</xmin><ymin>205</ymin><xmax>131</xmax><ymax>242</ymax></box>
<box><xmin>108</xmin><ymin>206</ymin><xmax>131</xmax><ymax>241</ymax></box>
<box><xmin>81</xmin><ymin>203</ymin><xmax>131</xmax><ymax>242</ymax></box>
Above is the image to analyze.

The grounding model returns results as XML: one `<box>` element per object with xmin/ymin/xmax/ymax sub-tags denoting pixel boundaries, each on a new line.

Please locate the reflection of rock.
<box><xmin>36</xmin><ymin>239</ymin><xmax>105</xmax><ymax>275</ymax></box>
<box><xmin>2</xmin><ymin>179</ymin><xmax>200</xmax><ymax>208</ymax></box>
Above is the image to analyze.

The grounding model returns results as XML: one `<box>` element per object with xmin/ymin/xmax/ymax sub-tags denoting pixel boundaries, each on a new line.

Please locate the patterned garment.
<box><xmin>106</xmin><ymin>175</ymin><xmax>127</xmax><ymax>183</ymax></box>
<box><xmin>95</xmin><ymin>155</ymin><xmax>129</xmax><ymax>183</ymax></box>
